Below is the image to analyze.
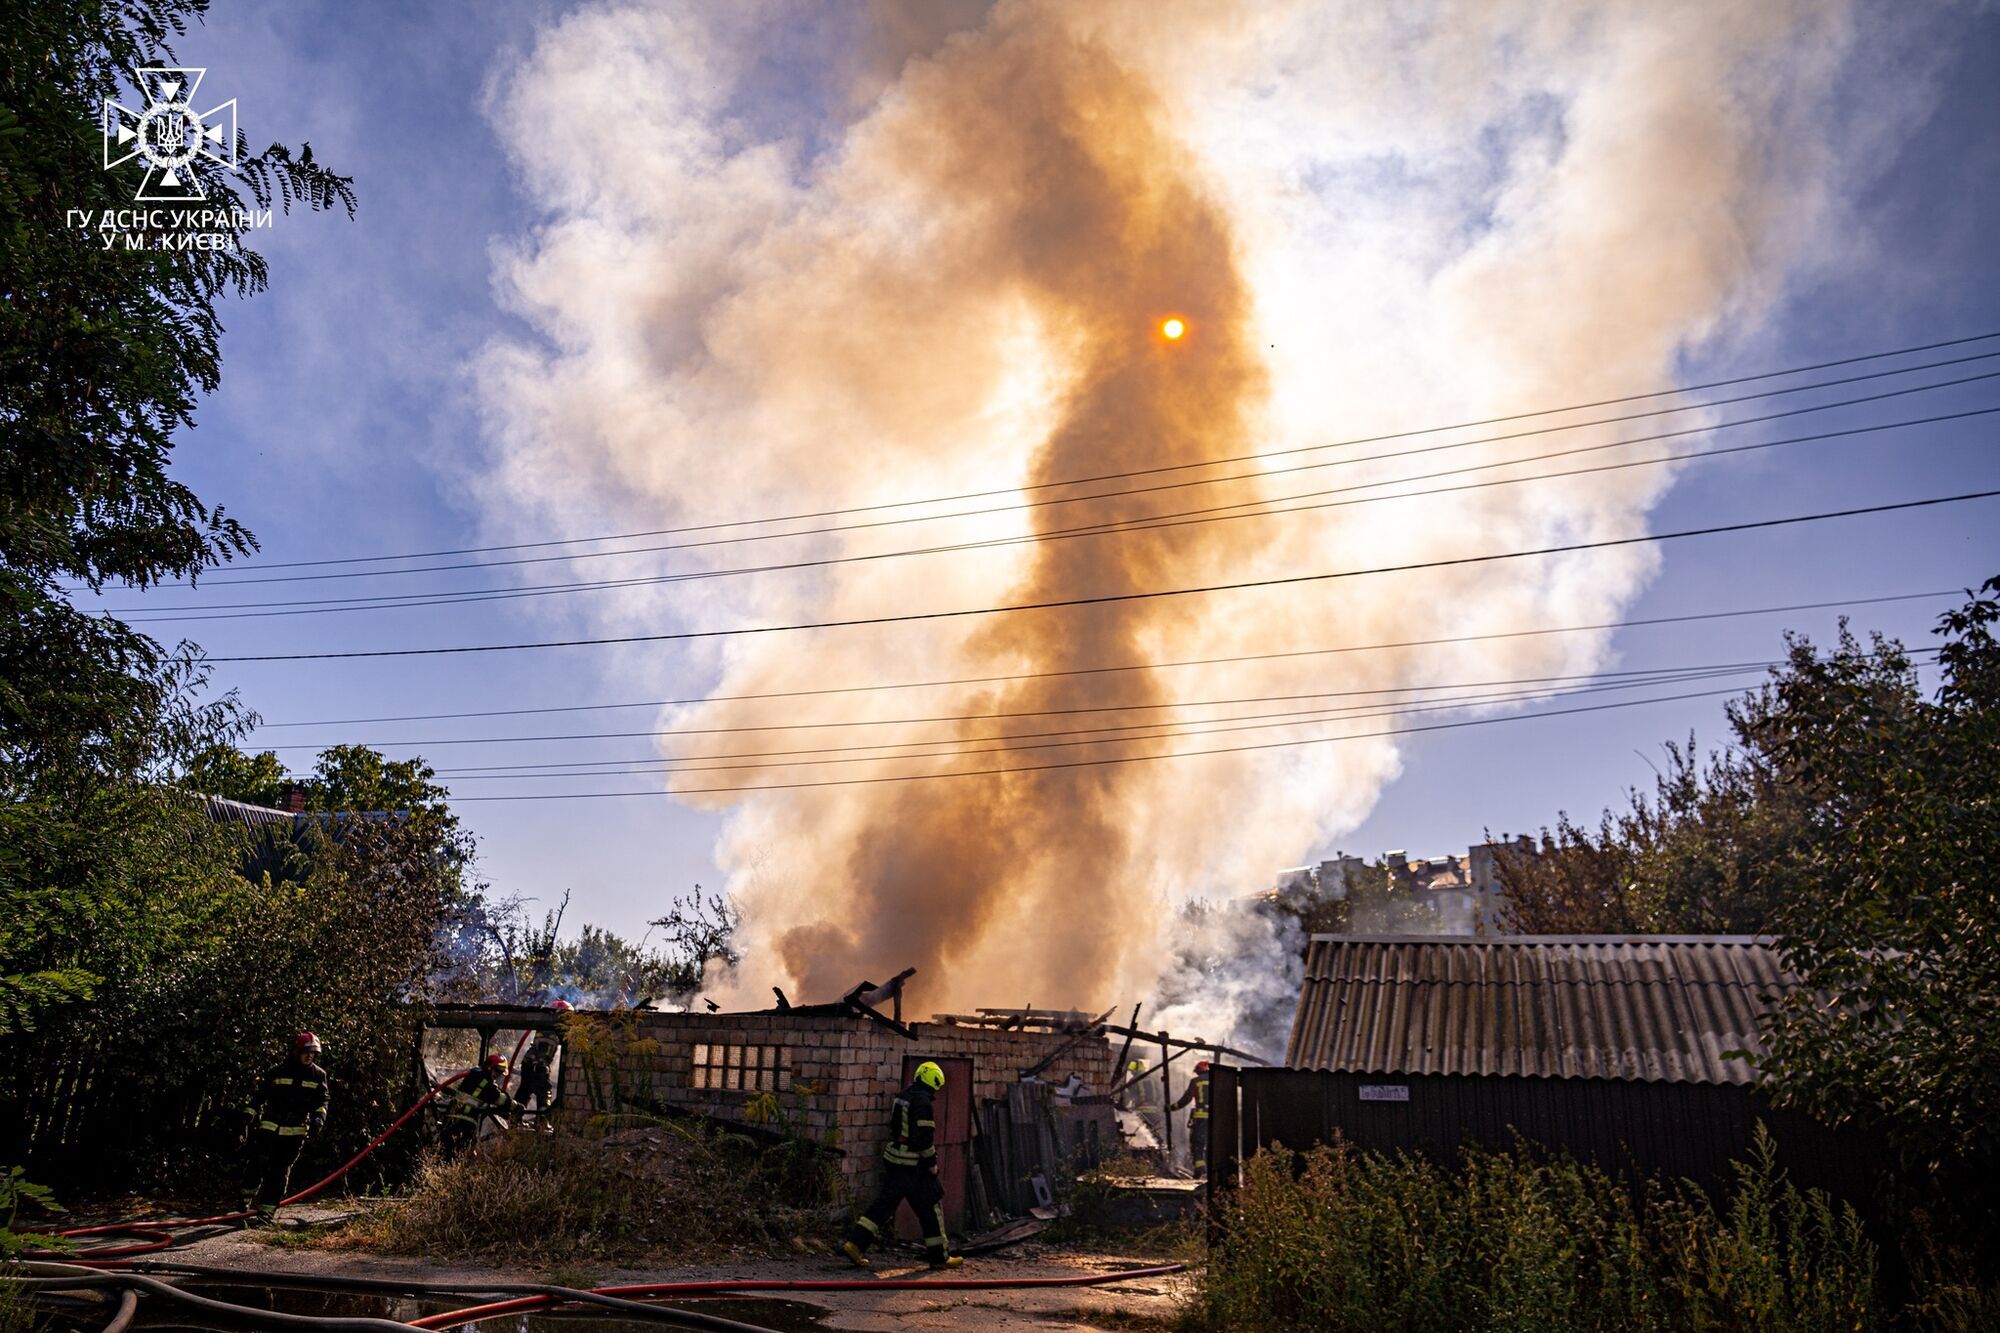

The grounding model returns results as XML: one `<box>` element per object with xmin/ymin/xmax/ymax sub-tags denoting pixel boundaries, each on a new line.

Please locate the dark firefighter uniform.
<box><xmin>1169</xmin><ymin>1063</ymin><xmax>1213</xmax><ymax>1177</ymax></box>
<box><xmin>515</xmin><ymin>1032</ymin><xmax>559</xmax><ymax>1122</ymax></box>
<box><xmin>842</xmin><ymin>1063</ymin><xmax>959</xmax><ymax>1268</ymax></box>
<box><xmin>244</xmin><ymin>1041</ymin><xmax>330</xmax><ymax>1222</ymax></box>
<box><xmin>442</xmin><ymin>1058</ymin><xmax>518</xmax><ymax>1155</ymax></box>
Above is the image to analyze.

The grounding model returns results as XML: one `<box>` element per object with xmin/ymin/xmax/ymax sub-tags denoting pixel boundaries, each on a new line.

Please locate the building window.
<box><xmin>690</xmin><ymin>1042</ymin><xmax>790</xmax><ymax>1092</ymax></box>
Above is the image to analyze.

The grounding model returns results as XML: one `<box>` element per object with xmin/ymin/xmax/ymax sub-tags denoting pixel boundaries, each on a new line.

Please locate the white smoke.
<box><xmin>464</xmin><ymin>0</ymin><xmax>1910</xmax><ymax>1027</ymax></box>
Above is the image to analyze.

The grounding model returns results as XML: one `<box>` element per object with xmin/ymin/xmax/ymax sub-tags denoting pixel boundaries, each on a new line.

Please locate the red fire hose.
<box><xmin>408</xmin><ymin>1265</ymin><xmax>1189</xmax><ymax>1330</ymax></box>
<box><xmin>34</xmin><ymin>1071</ymin><xmax>472</xmax><ymax>1256</ymax></box>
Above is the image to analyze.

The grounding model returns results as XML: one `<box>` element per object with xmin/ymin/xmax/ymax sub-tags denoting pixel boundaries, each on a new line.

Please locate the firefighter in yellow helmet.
<box><xmin>842</xmin><ymin>1060</ymin><xmax>961</xmax><ymax>1269</ymax></box>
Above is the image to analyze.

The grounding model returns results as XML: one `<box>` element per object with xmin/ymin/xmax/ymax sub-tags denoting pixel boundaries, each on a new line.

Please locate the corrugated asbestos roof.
<box><xmin>201</xmin><ymin>794</ymin><xmax>297</xmax><ymax>828</ymax></box>
<box><xmin>1284</xmin><ymin>935</ymin><xmax>1794</xmax><ymax>1085</ymax></box>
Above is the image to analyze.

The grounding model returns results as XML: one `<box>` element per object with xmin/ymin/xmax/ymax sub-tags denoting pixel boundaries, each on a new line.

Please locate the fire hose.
<box><xmin>27</xmin><ymin>1070</ymin><xmax>474</xmax><ymax>1258</ymax></box>
<box><xmin>4</xmin><ymin>1258</ymin><xmax>1187</xmax><ymax>1332</ymax></box>
<box><xmin>406</xmin><ymin>1265</ymin><xmax>1191</xmax><ymax>1331</ymax></box>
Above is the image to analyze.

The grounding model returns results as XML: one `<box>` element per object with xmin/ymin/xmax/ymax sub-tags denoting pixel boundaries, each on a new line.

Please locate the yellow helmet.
<box><xmin>915</xmin><ymin>1060</ymin><xmax>945</xmax><ymax>1091</ymax></box>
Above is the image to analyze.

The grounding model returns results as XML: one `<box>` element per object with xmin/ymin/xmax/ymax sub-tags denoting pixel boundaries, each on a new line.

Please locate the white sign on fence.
<box><xmin>1358</xmin><ymin>1084</ymin><xmax>1410</xmax><ymax>1102</ymax></box>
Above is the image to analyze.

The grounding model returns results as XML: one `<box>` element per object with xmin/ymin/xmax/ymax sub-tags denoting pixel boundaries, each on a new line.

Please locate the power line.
<box><xmin>250</xmin><ymin>658</ymin><xmax>1783</xmax><ymax>753</ymax></box>
<box><xmin>108</xmin><ymin>348</ymin><xmax>2000</xmax><ymax>593</ymax></box>
<box><xmin>131</xmin><ymin>329</ymin><xmax>2000</xmax><ymax>580</ymax></box>
<box><xmin>249</xmin><ymin>588</ymin><xmax>1965</xmax><ymax>728</ymax></box>
<box><xmin>428</xmin><ymin>669</ymin><xmax>1781</xmax><ymax>780</ymax></box>
<box><xmin>107</xmin><ymin>396</ymin><xmax>2000</xmax><ymax>622</ymax></box>
<box><xmin>206</xmin><ymin>490</ymin><xmax>2000</xmax><ymax>663</ymax></box>
<box><xmin>450</xmin><ymin>683</ymin><xmax>1758</xmax><ymax>800</ymax></box>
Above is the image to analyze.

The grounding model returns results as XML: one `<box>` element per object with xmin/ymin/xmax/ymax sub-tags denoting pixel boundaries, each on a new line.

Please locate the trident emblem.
<box><xmin>103</xmin><ymin>67</ymin><xmax>238</xmax><ymax>202</ymax></box>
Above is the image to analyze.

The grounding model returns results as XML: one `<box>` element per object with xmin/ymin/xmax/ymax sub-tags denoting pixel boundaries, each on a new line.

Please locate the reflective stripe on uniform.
<box><xmin>259</xmin><ymin>1121</ymin><xmax>308</xmax><ymax>1137</ymax></box>
<box><xmin>855</xmin><ymin>1216</ymin><xmax>880</xmax><ymax>1236</ymax></box>
<box><xmin>272</xmin><ymin>1077</ymin><xmax>294</xmax><ymax>1086</ymax></box>
<box><xmin>915</xmin><ymin>1119</ymin><xmax>935</xmax><ymax>1128</ymax></box>
<box><xmin>883</xmin><ymin>1147</ymin><xmax>920</xmax><ymax>1165</ymax></box>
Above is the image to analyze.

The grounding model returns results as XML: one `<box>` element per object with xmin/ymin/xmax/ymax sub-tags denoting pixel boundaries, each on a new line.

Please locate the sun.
<box><xmin>1161</xmin><ymin>317</ymin><xmax>1186</xmax><ymax>341</ymax></box>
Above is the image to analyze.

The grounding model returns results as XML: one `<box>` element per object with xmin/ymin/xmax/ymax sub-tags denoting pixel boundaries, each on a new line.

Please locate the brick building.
<box><xmin>551</xmin><ymin>1002</ymin><xmax>1116</xmax><ymax>1212</ymax></box>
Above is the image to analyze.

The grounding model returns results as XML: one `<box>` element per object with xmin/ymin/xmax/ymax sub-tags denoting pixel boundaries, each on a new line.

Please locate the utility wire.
<box><xmin>106</xmin><ymin>347</ymin><xmax>2000</xmax><ymax>594</ymax></box>
<box><xmin>206</xmin><ymin>490</ymin><xmax>2000</xmax><ymax>663</ymax></box>
<box><xmin>250</xmin><ymin>588</ymin><xmax>1964</xmax><ymax>728</ymax></box>
<box><xmin>423</xmin><ymin>667</ymin><xmax>1793</xmax><ymax>779</ymax></box>
<box><xmin>450</xmin><ymin>684</ymin><xmax>1758</xmax><ymax>800</ymax></box>
<box><xmin>108</xmin><ymin>389</ymin><xmax>2000</xmax><ymax>620</ymax></box>
<box><xmin>126</xmin><ymin>329</ymin><xmax>2000</xmax><ymax>580</ymax></box>
<box><xmin>251</xmin><ymin>658</ymin><xmax>1782</xmax><ymax>753</ymax></box>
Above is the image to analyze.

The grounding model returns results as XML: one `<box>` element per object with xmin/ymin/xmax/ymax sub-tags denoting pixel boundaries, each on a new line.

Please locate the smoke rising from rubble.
<box><xmin>471</xmin><ymin>1</ymin><xmax>1887</xmax><ymax>1031</ymax></box>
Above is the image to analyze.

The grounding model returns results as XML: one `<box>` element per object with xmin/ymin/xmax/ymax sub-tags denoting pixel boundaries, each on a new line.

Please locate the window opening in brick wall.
<box><xmin>690</xmin><ymin>1041</ymin><xmax>790</xmax><ymax>1091</ymax></box>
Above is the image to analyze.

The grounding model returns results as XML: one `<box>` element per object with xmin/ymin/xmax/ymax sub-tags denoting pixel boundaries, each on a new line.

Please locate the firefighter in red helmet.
<box><xmin>1169</xmin><ymin>1059</ymin><xmax>1213</xmax><ymax>1178</ymax></box>
<box><xmin>442</xmin><ymin>1051</ymin><xmax>519</xmax><ymax>1156</ymax></box>
<box><xmin>242</xmin><ymin>1032</ymin><xmax>330</xmax><ymax>1224</ymax></box>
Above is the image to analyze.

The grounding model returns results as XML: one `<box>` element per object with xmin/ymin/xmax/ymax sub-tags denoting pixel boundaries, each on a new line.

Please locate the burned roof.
<box><xmin>1284</xmin><ymin>935</ymin><xmax>1794</xmax><ymax>1085</ymax></box>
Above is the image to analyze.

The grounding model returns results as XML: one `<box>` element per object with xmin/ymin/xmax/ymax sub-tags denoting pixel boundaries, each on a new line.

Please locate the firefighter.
<box><xmin>841</xmin><ymin>1061</ymin><xmax>961</xmax><ymax>1270</ymax></box>
<box><xmin>1124</xmin><ymin>1056</ymin><xmax>1166</xmax><ymax>1152</ymax></box>
<box><xmin>243</xmin><ymin>1032</ymin><xmax>330</xmax><ymax>1225</ymax></box>
<box><xmin>515</xmin><ymin>1000</ymin><xmax>569</xmax><ymax>1126</ymax></box>
<box><xmin>1169</xmin><ymin>1059</ymin><xmax>1213</xmax><ymax>1178</ymax></box>
<box><xmin>441</xmin><ymin>1052</ymin><xmax>519</xmax><ymax>1156</ymax></box>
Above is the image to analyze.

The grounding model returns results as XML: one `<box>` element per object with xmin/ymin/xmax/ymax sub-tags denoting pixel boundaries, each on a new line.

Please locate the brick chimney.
<box><xmin>279</xmin><ymin>781</ymin><xmax>309</xmax><ymax>814</ymax></box>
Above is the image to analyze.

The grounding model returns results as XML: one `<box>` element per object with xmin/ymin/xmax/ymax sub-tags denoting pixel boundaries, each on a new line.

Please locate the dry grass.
<box><xmin>327</xmin><ymin>1119</ymin><xmax>834</xmax><ymax>1265</ymax></box>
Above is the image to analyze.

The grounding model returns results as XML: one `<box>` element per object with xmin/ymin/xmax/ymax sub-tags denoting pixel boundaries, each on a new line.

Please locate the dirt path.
<box><xmin>166</xmin><ymin>1223</ymin><xmax>1191</xmax><ymax>1331</ymax></box>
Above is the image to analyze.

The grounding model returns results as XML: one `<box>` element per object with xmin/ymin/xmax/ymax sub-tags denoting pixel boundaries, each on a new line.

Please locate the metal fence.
<box><xmin>1210</xmin><ymin>1065</ymin><xmax>1876</xmax><ymax>1208</ymax></box>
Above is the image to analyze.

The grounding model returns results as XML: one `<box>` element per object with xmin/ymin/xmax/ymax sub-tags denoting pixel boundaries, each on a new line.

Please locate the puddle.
<box><xmin>130</xmin><ymin>1281</ymin><xmax>834</xmax><ymax>1330</ymax></box>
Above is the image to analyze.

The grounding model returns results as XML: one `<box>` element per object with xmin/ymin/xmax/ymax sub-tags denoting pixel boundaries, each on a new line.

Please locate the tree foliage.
<box><xmin>0</xmin><ymin>0</ymin><xmax>399</xmax><ymax>1193</ymax></box>
<box><xmin>1752</xmin><ymin>579</ymin><xmax>2000</xmax><ymax>1181</ymax></box>
<box><xmin>1493</xmin><ymin>730</ymin><xmax>1811</xmax><ymax>936</ymax></box>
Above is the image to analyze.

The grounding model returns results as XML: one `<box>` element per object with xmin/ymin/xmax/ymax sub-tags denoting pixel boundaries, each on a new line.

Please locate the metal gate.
<box><xmin>897</xmin><ymin>1055</ymin><xmax>972</xmax><ymax>1240</ymax></box>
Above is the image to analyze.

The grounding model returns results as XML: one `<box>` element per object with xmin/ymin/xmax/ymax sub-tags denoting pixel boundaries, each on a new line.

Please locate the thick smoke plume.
<box><xmin>472</xmin><ymin>1</ymin><xmax>1878</xmax><ymax>1040</ymax></box>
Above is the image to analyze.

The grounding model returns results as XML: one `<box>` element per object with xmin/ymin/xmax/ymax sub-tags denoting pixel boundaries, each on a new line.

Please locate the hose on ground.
<box><xmin>124</xmin><ymin>1264</ymin><xmax>787</xmax><ymax>1332</ymax></box>
<box><xmin>1</xmin><ymin>1264</ymin><xmax>425</xmax><ymax>1332</ymax></box>
<box><xmin>408</xmin><ymin>1263</ymin><xmax>1189</xmax><ymax>1330</ymax></box>
<box><xmin>100</xmin><ymin>1287</ymin><xmax>139</xmax><ymax>1333</ymax></box>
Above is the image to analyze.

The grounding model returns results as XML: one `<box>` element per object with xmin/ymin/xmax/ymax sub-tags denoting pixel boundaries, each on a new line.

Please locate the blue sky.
<box><xmin>89</xmin><ymin>2</ymin><xmax>2000</xmax><ymax>944</ymax></box>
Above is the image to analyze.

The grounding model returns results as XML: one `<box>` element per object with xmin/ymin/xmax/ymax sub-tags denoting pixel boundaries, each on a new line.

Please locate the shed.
<box><xmin>1211</xmin><ymin>935</ymin><xmax>1871</xmax><ymax>1206</ymax></box>
<box><xmin>413</xmin><ymin>987</ymin><xmax>1119</xmax><ymax>1234</ymax></box>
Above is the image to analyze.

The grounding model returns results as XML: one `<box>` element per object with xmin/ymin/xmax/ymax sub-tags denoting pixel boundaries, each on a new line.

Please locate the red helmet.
<box><xmin>293</xmin><ymin>1032</ymin><xmax>322</xmax><ymax>1056</ymax></box>
<box><xmin>551</xmin><ymin>999</ymin><xmax>573</xmax><ymax>1013</ymax></box>
<box><xmin>1194</xmin><ymin>1060</ymin><xmax>1212</xmax><ymax>1074</ymax></box>
<box><xmin>483</xmin><ymin>1053</ymin><xmax>510</xmax><ymax>1076</ymax></box>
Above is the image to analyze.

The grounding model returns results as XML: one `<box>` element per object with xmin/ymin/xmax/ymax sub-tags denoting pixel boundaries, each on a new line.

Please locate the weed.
<box><xmin>1187</xmin><ymin>1129</ymin><xmax>1882</xmax><ymax>1332</ymax></box>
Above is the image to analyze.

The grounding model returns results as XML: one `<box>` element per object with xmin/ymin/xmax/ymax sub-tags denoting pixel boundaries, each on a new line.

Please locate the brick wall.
<box><xmin>559</xmin><ymin>1009</ymin><xmax>1113</xmax><ymax>1199</ymax></box>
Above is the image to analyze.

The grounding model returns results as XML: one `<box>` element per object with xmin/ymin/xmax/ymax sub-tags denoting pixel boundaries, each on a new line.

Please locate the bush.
<box><xmin>1189</xmin><ymin>1131</ymin><xmax>1878</xmax><ymax>1332</ymax></box>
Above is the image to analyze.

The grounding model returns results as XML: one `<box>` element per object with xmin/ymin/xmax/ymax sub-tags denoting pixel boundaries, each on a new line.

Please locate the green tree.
<box><xmin>181</xmin><ymin>744</ymin><xmax>288</xmax><ymax>808</ymax></box>
<box><xmin>1</xmin><ymin>0</ymin><xmax>362</xmax><ymax>1187</ymax></box>
<box><xmin>1753</xmin><ymin>580</ymin><xmax>2000</xmax><ymax>1182</ymax></box>
<box><xmin>1493</xmin><ymin>732</ymin><xmax>1810</xmax><ymax>936</ymax></box>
